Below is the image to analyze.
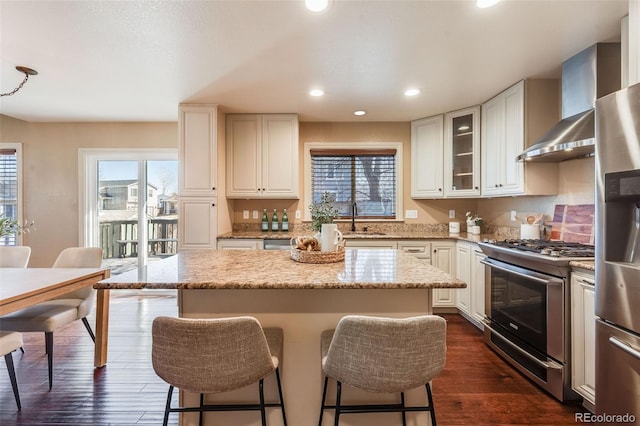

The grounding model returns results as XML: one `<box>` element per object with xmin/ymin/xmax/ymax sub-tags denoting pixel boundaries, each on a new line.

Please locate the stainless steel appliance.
<box><xmin>595</xmin><ymin>82</ymin><xmax>640</xmax><ymax>423</ymax></box>
<box><xmin>263</xmin><ymin>238</ymin><xmax>291</xmax><ymax>250</ymax></box>
<box><xmin>479</xmin><ymin>239</ymin><xmax>595</xmax><ymax>402</ymax></box>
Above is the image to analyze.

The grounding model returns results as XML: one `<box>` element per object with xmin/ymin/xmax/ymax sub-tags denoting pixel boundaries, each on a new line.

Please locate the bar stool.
<box><xmin>0</xmin><ymin>330</ymin><xmax>24</xmax><ymax>410</ymax></box>
<box><xmin>152</xmin><ymin>316</ymin><xmax>287</xmax><ymax>426</ymax></box>
<box><xmin>318</xmin><ymin>315</ymin><xmax>447</xmax><ymax>426</ymax></box>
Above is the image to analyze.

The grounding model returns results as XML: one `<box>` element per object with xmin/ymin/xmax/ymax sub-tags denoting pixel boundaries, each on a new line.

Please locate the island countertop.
<box><xmin>96</xmin><ymin>248</ymin><xmax>466</xmax><ymax>290</ymax></box>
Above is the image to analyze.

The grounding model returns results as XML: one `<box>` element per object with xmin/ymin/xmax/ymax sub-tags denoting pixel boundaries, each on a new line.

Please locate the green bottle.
<box><xmin>281</xmin><ymin>209</ymin><xmax>289</xmax><ymax>232</ymax></box>
<box><xmin>261</xmin><ymin>209</ymin><xmax>269</xmax><ymax>232</ymax></box>
<box><xmin>271</xmin><ymin>209</ymin><xmax>279</xmax><ymax>232</ymax></box>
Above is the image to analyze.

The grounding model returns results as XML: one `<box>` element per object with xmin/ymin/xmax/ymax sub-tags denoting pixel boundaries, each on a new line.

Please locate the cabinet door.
<box><xmin>471</xmin><ymin>246</ymin><xmax>486</xmax><ymax>326</ymax></box>
<box><xmin>481</xmin><ymin>95</ymin><xmax>503</xmax><ymax>196</ymax></box>
<box><xmin>445</xmin><ymin>107</ymin><xmax>480</xmax><ymax>197</ymax></box>
<box><xmin>261</xmin><ymin>114</ymin><xmax>299</xmax><ymax>198</ymax></box>
<box><xmin>571</xmin><ymin>271</ymin><xmax>596</xmax><ymax>407</ymax></box>
<box><xmin>178</xmin><ymin>197</ymin><xmax>217</xmax><ymax>249</ymax></box>
<box><xmin>500</xmin><ymin>81</ymin><xmax>525</xmax><ymax>195</ymax></box>
<box><xmin>455</xmin><ymin>242</ymin><xmax>471</xmax><ymax>314</ymax></box>
<box><xmin>179</xmin><ymin>105</ymin><xmax>217</xmax><ymax>196</ymax></box>
<box><xmin>226</xmin><ymin>114</ymin><xmax>261</xmax><ymax>198</ymax></box>
<box><xmin>431</xmin><ymin>241</ymin><xmax>456</xmax><ymax>308</ymax></box>
<box><xmin>411</xmin><ymin>115</ymin><xmax>444</xmax><ymax>198</ymax></box>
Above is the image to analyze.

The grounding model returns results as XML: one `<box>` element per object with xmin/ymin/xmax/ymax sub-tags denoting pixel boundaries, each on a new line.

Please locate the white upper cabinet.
<box><xmin>179</xmin><ymin>104</ymin><xmax>218</xmax><ymax>197</ymax></box>
<box><xmin>444</xmin><ymin>106</ymin><xmax>480</xmax><ymax>197</ymax></box>
<box><xmin>226</xmin><ymin>114</ymin><xmax>299</xmax><ymax>199</ymax></box>
<box><xmin>481</xmin><ymin>80</ymin><xmax>560</xmax><ymax>197</ymax></box>
<box><xmin>411</xmin><ymin>115</ymin><xmax>444</xmax><ymax>198</ymax></box>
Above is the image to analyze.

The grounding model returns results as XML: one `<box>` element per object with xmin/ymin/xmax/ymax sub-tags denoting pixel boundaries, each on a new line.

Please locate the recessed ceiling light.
<box><xmin>404</xmin><ymin>88</ymin><xmax>420</xmax><ymax>97</ymax></box>
<box><xmin>309</xmin><ymin>89</ymin><xmax>325</xmax><ymax>97</ymax></box>
<box><xmin>305</xmin><ymin>0</ymin><xmax>330</xmax><ymax>12</ymax></box>
<box><xmin>476</xmin><ymin>0</ymin><xmax>500</xmax><ymax>8</ymax></box>
<box><xmin>353</xmin><ymin>110</ymin><xmax>366</xmax><ymax>116</ymax></box>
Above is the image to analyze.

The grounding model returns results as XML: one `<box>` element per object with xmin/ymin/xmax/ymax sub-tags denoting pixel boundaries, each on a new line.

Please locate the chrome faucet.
<box><xmin>351</xmin><ymin>202</ymin><xmax>357</xmax><ymax>232</ymax></box>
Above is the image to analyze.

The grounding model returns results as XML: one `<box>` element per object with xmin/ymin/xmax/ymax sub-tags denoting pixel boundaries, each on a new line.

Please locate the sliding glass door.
<box><xmin>81</xmin><ymin>149</ymin><xmax>177</xmax><ymax>275</ymax></box>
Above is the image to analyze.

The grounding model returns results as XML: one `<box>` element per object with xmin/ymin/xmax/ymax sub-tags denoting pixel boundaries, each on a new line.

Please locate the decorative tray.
<box><xmin>290</xmin><ymin>242</ymin><xmax>345</xmax><ymax>264</ymax></box>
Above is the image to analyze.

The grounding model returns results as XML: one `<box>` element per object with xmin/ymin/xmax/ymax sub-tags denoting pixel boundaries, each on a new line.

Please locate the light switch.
<box><xmin>252</xmin><ymin>210</ymin><xmax>259</xmax><ymax>219</ymax></box>
<box><xmin>242</xmin><ymin>210</ymin><xmax>249</xmax><ymax>219</ymax></box>
<box><xmin>405</xmin><ymin>210</ymin><xmax>418</xmax><ymax>219</ymax></box>
<box><xmin>449</xmin><ymin>209</ymin><xmax>456</xmax><ymax>218</ymax></box>
<box><xmin>510</xmin><ymin>210</ymin><xmax>517</xmax><ymax>221</ymax></box>
<box><xmin>295</xmin><ymin>210</ymin><xmax>301</xmax><ymax>219</ymax></box>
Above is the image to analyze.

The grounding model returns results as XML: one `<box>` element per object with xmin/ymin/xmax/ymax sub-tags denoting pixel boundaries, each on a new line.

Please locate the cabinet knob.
<box><xmin>257</xmin><ymin>188</ymin><xmax>261</xmax><ymax>192</ymax></box>
<box><xmin>262</xmin><ymin>188</ymin><xmax>266</xmax><ymax>191</ymax></box>
<box><xmin>499</xmin><ymin>184</ymin><xmax>503</xmax><ymax>187</ymax></box>
<box><xmin>212</xmin><ymin>187</ymin><xmax>216</xmax><ymax>190</ymax></box>
<box><xmin>495</xmin><ymin>184</ymin><xmax>499</xmax><ymax>188</ymax></box>
<box><xmin>438</xmin><ymin>188</ymin><xmax>442</xmax><ymax>192</ymax></box>
<box><xmin>211</xmin><ymin>203</ymin><xmax>216</xmax><ymax>207</ymax></box>
<box><xmin>474</xmin><ymin>186</ymin><xmax>478</xmax><ymax>190</ymax></box>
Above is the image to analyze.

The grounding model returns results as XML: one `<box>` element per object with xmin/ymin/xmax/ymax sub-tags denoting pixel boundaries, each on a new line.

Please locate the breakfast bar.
<box><xmin>96</xmin><ymin>248</ymin><xmax>465</xmax><ymax>426</ymax></box>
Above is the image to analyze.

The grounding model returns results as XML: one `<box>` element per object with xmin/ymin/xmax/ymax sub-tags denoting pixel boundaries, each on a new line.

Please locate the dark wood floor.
<box><xmin>0</xmin><ymin>293</ymin><xmax>586</xmax><ymax>425</ymax></box>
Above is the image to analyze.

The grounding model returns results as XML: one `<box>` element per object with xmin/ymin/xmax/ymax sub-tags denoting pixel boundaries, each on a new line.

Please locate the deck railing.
<box><xmin>99</xmin><ymin>219</ymin><xmax>178</xmax><ymax>259</ymax></box>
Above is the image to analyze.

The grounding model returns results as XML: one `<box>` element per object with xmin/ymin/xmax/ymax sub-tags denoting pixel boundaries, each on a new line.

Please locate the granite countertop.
<box><xmin>218</xmin><ymin>230</ymin><xmax>496</xmax><ymax>244</ymax></box>
<box><xmin>96</xmin><ymin>249</ymin><xmax>466</xmax><ymax>290</ymax></box>
<box><xmin>569</xmin><ymin>260</ymin><xmax>595</xmax><ymax>271</ymax></box>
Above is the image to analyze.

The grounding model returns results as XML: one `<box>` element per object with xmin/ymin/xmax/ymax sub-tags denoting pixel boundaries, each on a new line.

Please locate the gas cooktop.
<box><xmin>485</xmin><ymin>239</ymin><xmax>595</xmax><ymax>258</ymax></box>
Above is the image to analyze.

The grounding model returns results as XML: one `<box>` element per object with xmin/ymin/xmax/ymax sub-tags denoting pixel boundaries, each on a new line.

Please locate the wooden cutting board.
<box><xmin>549</xmin><ymin>204</ymin><xmax>595</xmax><ymax>244</ymax></box>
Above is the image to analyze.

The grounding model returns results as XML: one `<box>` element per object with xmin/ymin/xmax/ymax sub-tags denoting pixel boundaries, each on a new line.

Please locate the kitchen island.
<box><xmin>96</xmin><ymin>248</ymin><xmax>465</xmax><ymax>426</ymax></box>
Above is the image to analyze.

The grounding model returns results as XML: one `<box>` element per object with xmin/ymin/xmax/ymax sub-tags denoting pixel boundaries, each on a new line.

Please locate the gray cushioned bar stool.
<box><xmin>152</xmin><ymin>316</ymin><xmax>287</xmax><ymax>426</ymax></box>
<box><xmin>318</xmin><ymin>315</ymin><xmax>447</xmax><ymax>426</ymax></box>
<box><xmin>0</xmin><ymin>330</ymin><xmax>24</xmax><ymax>410</ymax></box>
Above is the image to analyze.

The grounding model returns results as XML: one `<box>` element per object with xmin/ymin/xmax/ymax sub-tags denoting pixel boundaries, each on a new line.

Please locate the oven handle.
<box><xmin>484</xmin><ymin>323</ymin><xmax>563</xmax><ymax>371</ymax></box>
<box><xmin>480</xmin><ymin>260</ymin><xmax>563</xmax><ymax>287</ymax></box>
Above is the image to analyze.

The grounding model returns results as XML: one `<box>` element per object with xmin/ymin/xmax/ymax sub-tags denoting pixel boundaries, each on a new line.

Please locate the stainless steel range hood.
<box><xmin>517</xmin><ymin>43</ymin><xmax>620</xmax><ymax>162</ymax></box>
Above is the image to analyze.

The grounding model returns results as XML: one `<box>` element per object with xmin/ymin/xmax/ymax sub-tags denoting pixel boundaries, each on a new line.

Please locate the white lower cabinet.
<box><xmin>178</xmin><ymin>197</ymin><xmax>217</xmax><ymax>249</ymax></box>
<box><xmin>431</xmin><ymin>241</ymin><xmax>456</xmax><ymax>309</ymax></box>
<box><xmin>455</xmin><ymin>241</ymin><xmax>485</xmax><ymax>329</ymax></box>
<box><xmin>217</xmin><ymin>239</ymin><xmax>264</xmax><ymax>250</ymax></box>
<box><xmin>571</xmin><ymin>269</ymin><xmax>596</xmax><ymax>410</ymax></box>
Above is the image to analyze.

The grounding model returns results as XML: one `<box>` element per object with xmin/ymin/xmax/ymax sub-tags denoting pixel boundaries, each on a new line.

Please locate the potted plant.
<box><xmin>0</xmin><ymin>216</ymin><xmax>35</xmax><ymax>238</ymax></box>
<box><xmin>309</xmin><ymin>192</ymin><xmax>339</xmax><ymax>233</ymax></box>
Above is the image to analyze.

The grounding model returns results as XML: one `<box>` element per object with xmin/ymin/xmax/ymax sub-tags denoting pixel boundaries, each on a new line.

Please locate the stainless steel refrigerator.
<box><xmin>595</xmin><ymin>82</ymin><xmax>640</xmax><ymax>424</ymax></box>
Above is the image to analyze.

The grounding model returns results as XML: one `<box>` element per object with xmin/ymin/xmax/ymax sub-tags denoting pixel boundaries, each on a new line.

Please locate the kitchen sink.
<box><xmin>343</xmin><ymin>232</ymin><xmax>387</xmax><ymax>236</ymax></box>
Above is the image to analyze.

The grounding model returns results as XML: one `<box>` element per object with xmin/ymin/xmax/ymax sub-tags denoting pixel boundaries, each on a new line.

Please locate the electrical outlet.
<box><xmin>405</xmin><ymin>210</ymin><xmax>418</xmax><ymax>219</ymax></box>
<box><xmin>252</xmin><ymin>210</ymin><xmax>259</xmax><ymax>219</ymax></box>
<box><xmin>295</xmin><ymin>210</ymin><xmax>301</xmax><ymax>219</ymax></box>
<box><xmin>510</xmin><ymin>210</ymin><xmax>517</xmax><ymax>221</ymax></box>
<box><xmin>242</xmin><ymin>210</ymin><xmax>249</xmax><ymax>220</ymax></box>
<box><xmin>449</xmin><ymin>209</ymin><xmax>456</xmax><ymax>219</ymax></box>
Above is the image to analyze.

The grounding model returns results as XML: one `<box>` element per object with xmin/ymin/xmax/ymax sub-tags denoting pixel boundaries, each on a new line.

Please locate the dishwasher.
<box><xmin>263</xmin><ymin>238</ymin><xmax>291</xmax><ymax>250</ymax></box>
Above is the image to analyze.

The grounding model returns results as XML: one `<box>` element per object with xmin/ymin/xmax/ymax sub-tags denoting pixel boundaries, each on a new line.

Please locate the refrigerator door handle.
<box><xmin>609</xmin><ymin>336</ymin><xmax>640</xmax><ymax>360</ymax></box>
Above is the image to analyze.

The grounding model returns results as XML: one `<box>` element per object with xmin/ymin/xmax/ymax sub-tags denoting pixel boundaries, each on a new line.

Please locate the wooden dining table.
<box><xmin>0</xmin><ymin>267</ymin><xmax>111</xmax><ymax>367</ymax></box>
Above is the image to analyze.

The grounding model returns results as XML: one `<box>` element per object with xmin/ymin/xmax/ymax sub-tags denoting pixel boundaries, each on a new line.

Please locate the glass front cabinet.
<box><xmin>444</xmin><ymin>106</ymin><xmax>480</xmax><ymax>197</ymax></box>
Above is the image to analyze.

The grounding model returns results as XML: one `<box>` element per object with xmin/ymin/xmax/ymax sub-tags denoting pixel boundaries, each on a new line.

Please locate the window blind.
<box><xmin>0</xmin><ymin>148</ymin><xmax>18</xmax><ymax>245</ymax></box>
<box><xmin>311</xmin><ymin>151</ymin><xmax>396</xmax><ymax>218</ymax></box>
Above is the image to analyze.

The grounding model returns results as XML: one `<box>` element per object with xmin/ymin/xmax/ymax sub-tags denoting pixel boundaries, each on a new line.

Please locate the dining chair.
<box><xmin>152</xmin><ymin>316</ymin><xmax>287</xmax><ymax>426</ymax></box>
<box><xmin>0</xmin><ymin>246</ymin><xmax>31</xmax><ymax>268</ymax></box>
<box><xmin>0</xmin><ymin>247</ymin><xmax>103</xmax><ymax>390</ymax></box>
<box><xmin>318</xmin><ymin>315</ymin><xmax>447</xmax><ymax>426</ymax></box>
<box><xmin>0</xmin><ymin>330</ymin><xmax>24</xmax><ymax>410</ymax></box>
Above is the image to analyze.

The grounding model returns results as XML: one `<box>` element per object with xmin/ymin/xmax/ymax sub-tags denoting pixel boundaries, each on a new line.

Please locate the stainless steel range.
<box><xmin>478</xmin><ymin>239</ymin><xmax>595</xmax><ymax>402</ymax></box>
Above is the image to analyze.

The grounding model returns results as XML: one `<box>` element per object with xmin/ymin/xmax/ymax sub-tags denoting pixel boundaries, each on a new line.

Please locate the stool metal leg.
<box><xmin>163</xmin><ymin>385</ymin><xmax>174</xmax><ymax>426</ymax></box>
<box><xmin>199</xmin><ymin>393</ymin><xmax>204</xmax><ymax>426</ymax></box>
<box><xmin>45</xmin><ymin>332</ymin><xmax>53</xmax><ymax>390</ymax></box>
<box><xmin>318</xmin><ymin>376</ymin><xmax>328</xmax><ymax>426</ymax></box>
<box><xmin>334</xmin><ymin>381</ymin><xmax>342</xmax><ymax>426</ymax></box>
<box><xmin>259</xmin><ymin>378</ymin><xmax>267</xmax><ymax>426</ymax></box>
<box><xmin>401</xmin><ymin>391</ymin><xmax>407</xmax><ymax>426</ymax></box>
<box><xmin>426</xmin><ymin>383</ymin><xmax>437</xmax><ymax>426</ymax></box>
<box><xmin>275</xmin><ymin>367</ymin><xmax>287</xmax><ymax>425</ymax></box>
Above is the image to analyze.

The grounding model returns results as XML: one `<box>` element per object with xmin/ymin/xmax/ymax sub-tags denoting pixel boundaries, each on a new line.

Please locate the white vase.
<box><xmin>320</xmin><ymin>223</ymin><xmax>343</xmax><ymax>252</ymax></box>
<box><xmin>470</xmin><ymin>225</ymin><xmax>481</xmax><ymax>235</ymax></box>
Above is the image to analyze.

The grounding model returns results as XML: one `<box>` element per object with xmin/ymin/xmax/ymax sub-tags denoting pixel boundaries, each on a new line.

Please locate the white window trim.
<box><xmin>0</xmin><ymin>143</ymin><xmax>24</xmax><ymax>245</ymax></box>
<box><xmin>78</xmin><ymin>148</ymin><xmax>177</xmax><ymax>247</ymax></box>
<box><xmin>303</xmin><ymin>141</ymin><xmax>404</xmax><ymax>222</ymax></box>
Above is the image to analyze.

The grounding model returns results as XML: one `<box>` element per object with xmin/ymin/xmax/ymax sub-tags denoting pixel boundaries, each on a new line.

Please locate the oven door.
<box><xmin>482</xmin><ymin>258</ymin><xmax>565</xmax><ymax>365</ymax></box>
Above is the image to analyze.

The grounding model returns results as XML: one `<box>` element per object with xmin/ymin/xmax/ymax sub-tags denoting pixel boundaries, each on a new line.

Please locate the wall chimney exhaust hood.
<box><xmin>517</xmin><ymin>43</ymin><xmax>620</xmax><ymax>162</ymax></box>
